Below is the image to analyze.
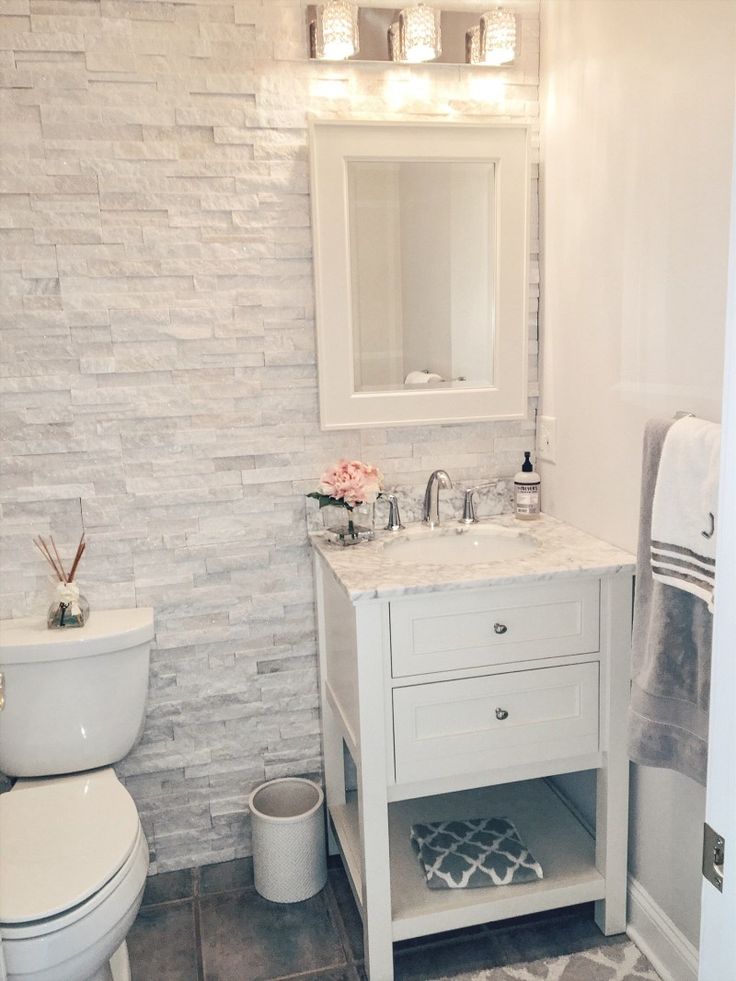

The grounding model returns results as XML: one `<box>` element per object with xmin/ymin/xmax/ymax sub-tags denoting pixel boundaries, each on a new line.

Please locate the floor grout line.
<box><xmin>322</xmin><ymin>874</ymin><xmax>360</xmax><ymax>969</ymax></box>
<box><xmin>132</xmin><ymin>862</ymin><xmax>634</xmax><ymax>981</ymax></box>
<box><xmin>192</xmin><ymin>867</ymin><xmax>206</xmax><ymax>981</ymax></box>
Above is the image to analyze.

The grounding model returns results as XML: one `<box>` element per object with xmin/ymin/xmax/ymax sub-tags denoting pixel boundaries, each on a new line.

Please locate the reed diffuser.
<box><xmin>34</xmin><ymin>533</ymin><xmax>89</xmax><ymax>628</ymax></box>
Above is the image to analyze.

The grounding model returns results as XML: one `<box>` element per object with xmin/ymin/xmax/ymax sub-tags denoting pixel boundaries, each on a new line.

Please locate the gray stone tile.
<box><xmin>394</xmin><ymin>906</ymin><xmax>627</xmax><ymax>980</ymax></box>
<box><xmin>141</xmin><ymin>867</ymin><xmax>194</xmax><ymax>907</ymax></box>
<box><xmin>483</xmin><ymin>904</ymin><xmax>626</xmax><ymax>964</ymax></box>
<box><xmin>128</xmin><ymin>900</ymin><xmax>199</xmax><ymax>981</ymax></box>
<box><xmin>328</xmin><ymin>866</ymin><xmax>364</xmax><ymax>961</ymax></box>
<box><xmin>200</xmin><ymin>888</ymin><xmax>348</xmax><ymax>981</ymax></box>
<box><xmin>394</xmin><ymin>932</ymin><xmax>515</xmax><ymax>981</ymax></box>
<box><xmin>200</xmin><ymin>856</ymin><xmax>254</xmax><ymax>895</ymax></box>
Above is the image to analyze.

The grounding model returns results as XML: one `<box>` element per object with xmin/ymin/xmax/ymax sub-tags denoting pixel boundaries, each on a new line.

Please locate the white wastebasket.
<box><xmin>248</xmin><ymin>777</ymin><xmax>327</xmax><ymax>903</ymax></box>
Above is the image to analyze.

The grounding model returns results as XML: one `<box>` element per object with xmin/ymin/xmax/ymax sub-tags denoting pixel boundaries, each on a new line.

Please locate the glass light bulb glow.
<box><xmin>319</xmin><ymin>0</ymin><xmax>358</xmax><ymax>60</ymax></box>
<box><xmin>480</xmin><ymin>7</ymin><xmax>516</xmax><ymax>66</ymax></box>
<box><xmin>399</xmin><ymin>3</ymin><xmax>441</xmax><ymax>64</ymax></box>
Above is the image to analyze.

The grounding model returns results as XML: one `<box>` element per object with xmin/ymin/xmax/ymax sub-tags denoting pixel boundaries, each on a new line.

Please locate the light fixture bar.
<box><xmin>305</xmin><ymin>6</ymin><xmax>519</xmax><ymax>67</ymax></box>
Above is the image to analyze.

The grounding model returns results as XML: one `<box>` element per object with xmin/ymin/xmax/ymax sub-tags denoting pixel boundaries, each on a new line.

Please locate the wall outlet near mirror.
<box><xmin>538</xmin><ymin>415</ymin><xmax>557</xmax><ymax>463</ymax></box>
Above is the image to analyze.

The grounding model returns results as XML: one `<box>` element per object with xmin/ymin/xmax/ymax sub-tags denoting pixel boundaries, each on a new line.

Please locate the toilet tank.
<box><xmin>0</xmin><ymin>608</ymin><xmax>154</xmax><ymax>777</ymax></box>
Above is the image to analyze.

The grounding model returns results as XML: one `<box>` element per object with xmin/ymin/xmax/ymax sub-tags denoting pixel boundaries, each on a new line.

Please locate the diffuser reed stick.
<box><xmin>33</xmin><ymin>537</ymin><xmax>64</xmax><ymax>581</ymax></box>
<box><xmin>34</xmin><ymin>533</ymin><xmax>86</xmax><ymax>584</ymax></box>
<box><xmin>67</xmin><ymin>535</ymin><xmax>86</xmax><ymax>582</ymax></box>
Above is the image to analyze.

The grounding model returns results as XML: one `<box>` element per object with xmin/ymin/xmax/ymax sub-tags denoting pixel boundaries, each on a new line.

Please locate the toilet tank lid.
<box><xmin>0</xmin><ymin>608</ymin><xmax>154</xmax><ymax>663</ymax></box>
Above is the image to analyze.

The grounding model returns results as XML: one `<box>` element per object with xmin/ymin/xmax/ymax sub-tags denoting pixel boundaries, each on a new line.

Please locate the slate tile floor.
<box><xmin>128</xmin><ymin>858</ymin><xmax>627</xmax><ymax>981</ymax></box>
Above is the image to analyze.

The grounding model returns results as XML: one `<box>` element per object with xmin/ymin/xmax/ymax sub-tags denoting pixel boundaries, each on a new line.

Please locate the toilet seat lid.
<box><xmin>0</xmin><ymin>768</ymin><xmax>140</xmax><ymax>924</ymax></box>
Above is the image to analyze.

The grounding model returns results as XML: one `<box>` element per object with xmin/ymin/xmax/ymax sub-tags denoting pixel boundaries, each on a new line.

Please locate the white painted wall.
<box><xmin>400</xmin><ymin>164</ymin><xmax>453</xmax><ymax>380</ymax></box>
<box><xmin>349</xmin><ymin>163</ymin><xmax>403</xmax><ymax>389</ymax></box>
<box><xmin>540</xmin><ymin>0</ymin><xmax>735</xmax><ymax>951</ymax></box>
<box><xmin>699</xmin><ymin>106</ymin><xmax>736</xmax><ymax>975</ymax></box>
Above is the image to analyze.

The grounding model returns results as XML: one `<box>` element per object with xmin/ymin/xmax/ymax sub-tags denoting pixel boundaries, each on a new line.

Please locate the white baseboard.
<box><xmin>627</xmin><ymin>874</ymin><xmax>699</xmax><ymax>981</ymax></box>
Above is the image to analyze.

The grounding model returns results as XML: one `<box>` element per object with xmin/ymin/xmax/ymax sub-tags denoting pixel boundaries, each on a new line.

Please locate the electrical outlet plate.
<box><xmin>538</xmin><ymin>415</ymin><xmax>557</xmax><ymax>463</ymax></box>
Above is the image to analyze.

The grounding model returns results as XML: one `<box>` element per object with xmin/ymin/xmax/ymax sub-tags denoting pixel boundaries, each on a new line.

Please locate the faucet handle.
<box><xmin>383</xmin><ymin>493</ymin><xmax>405</xmax><ymax>532</ymax></box>
<box><xmin>460</xmin><ymin>489</ymin><xmax>478</xmax><ymax>524</ymax></box>
<box><xmin>460</xmin><ymin>480</ymin><xmax>496</xmax><ymax>524</ymax></box>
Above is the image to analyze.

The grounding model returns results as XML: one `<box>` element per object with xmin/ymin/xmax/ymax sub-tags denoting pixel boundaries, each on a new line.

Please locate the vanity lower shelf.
<box><xmin>330</xmin><ymin>778</ymin><xmax>605</xmax><ymax>942</ymax></box>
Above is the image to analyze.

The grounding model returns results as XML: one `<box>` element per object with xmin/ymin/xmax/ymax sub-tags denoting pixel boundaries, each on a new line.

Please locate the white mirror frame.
<box><xmin>309</xmin><ymin>119</ymin><xmax>530</xmax><ymax>430</ymax></box>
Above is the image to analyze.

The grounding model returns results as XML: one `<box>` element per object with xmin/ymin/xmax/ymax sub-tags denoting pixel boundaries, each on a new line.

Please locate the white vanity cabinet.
<box><xmin>312</xmin><ymin>519</ymin><xmax>634</xmax><ymax>981</ymax></box>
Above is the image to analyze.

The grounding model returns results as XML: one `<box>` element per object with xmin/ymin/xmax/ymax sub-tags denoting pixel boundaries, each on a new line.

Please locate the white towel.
<box><xmin>650</xmin><ymin>416</ymin><xmax>720</xmax><ymax>612</ymax></box>
<box><xmin>404</xmin><ymin>370</ymin><xmax>445</xmax><ymax>385</ymax></box>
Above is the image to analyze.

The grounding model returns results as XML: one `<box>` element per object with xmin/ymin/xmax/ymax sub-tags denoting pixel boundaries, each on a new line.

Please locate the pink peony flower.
<box><xmin>318</xmin><ymin>458</ymin><xmax>384</xmax><ymax>507</ymax></box>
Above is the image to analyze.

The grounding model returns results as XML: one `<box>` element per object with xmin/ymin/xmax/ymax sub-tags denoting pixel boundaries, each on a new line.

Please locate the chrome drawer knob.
<box><xmin>493</xmin><ymin>622</ymin><xmax>508</xmax><ymax>634</ymax></box>
<box><xmin>495</xmin><ymin>707</ymin><xmax>509</xmax><ymax>720</ymax></box>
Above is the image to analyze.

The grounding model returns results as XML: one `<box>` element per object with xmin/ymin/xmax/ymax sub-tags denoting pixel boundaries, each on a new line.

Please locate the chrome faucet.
<box><xmin>422</xmin><ymin>470</ymin><xmax>453</xmax><ymax>528</ymax></box>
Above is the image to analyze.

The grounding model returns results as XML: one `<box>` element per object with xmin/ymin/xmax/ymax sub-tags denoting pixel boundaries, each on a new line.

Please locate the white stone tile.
<box><xmin>0</xmin><ymin>0</ymin><xmax>540</xmax><ymax>872</ymax></box>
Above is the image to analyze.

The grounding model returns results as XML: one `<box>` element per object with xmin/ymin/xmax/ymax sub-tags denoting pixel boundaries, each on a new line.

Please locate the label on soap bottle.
<box><xmin>514</xmin><ymin>480</ymin><xmax>540</xmax><ymax>515</ymax></box>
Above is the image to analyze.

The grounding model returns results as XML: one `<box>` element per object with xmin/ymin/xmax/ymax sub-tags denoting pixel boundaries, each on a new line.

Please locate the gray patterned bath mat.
<box><xmin>438</xmin><ymin>940</ymin><xmax>660</xmax><ymax>980</ymax></box>
<box><xmin>410</xmin><ymin>816</ymin><xmax>543</xmax><ymax>890</ymax></box>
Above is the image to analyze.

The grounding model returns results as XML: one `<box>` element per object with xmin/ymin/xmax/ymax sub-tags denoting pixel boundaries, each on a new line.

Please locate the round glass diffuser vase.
<box><xmin>322</xmin><ymin>502</ymin><xmax>375</xmax><ymax>546</ymax></box>
<box><xmin>47</xmin><ymin>582</ymin><xmax>90</xmax><ymax>629</ymax></box>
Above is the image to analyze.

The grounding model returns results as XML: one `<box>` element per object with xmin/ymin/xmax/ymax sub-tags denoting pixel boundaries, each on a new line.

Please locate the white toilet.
<box><xmin>0</xmin><ymin>608</ymin><xmax>155</xmax><ymax>981</ymax></box>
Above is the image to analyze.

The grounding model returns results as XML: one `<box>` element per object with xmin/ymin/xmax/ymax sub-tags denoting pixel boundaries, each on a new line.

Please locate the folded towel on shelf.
<box><xmin>410</xmin><ymin>816</ymin><xmax>543</xmax><ymax>890</ymax></box>
<box><xmin>650</xmin><ymin>416</ymin><xmax>720</xmax><ymax>612</ymax></box>
<box><xmin>404</xmin><ymin>370</ymin><xmax>445</xmax><ymax>385</ymax></box>
<box><xmin>628</xmin><ymin>417</ymin><xmax>714</xmax><ymax>786</ymax></box>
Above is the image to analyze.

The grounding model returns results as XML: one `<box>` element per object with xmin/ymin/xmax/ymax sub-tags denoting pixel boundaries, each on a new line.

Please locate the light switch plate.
<box><xmin>538</xmin><ymin>415</ymin><xmax>557</xmax><ymax>463</ymax></box>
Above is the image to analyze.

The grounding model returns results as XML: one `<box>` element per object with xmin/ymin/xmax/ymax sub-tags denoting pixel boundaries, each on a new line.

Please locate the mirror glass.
<box><xmin>347</xmin><ymin>160</ymin><xmax>496</xmax><ymax>393</ymax></box>
<box><xmin>310</xmin><ymin>121</ymin><xmax>528</xmax><ymax>430</ymax></box>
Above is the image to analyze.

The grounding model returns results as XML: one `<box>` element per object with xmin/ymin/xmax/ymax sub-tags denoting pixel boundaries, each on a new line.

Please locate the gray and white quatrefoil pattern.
<box><xmin>410</xmin><ymin>816</ymin><xmax>543</xmax><ymax>890</ymax></box>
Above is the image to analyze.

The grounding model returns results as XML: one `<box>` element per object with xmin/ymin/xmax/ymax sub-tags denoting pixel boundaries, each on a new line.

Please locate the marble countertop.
<box><xmin>310</xmin><ymin>513</ymin><xmax>636</xmax><ymax>602</ymax></box>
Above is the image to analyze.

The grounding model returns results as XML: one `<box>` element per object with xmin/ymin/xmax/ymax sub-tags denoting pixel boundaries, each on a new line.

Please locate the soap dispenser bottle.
<box><xmin>514</xmin><ymin>451</ymin><xmax>541</xmax><ymax>520</ymax></box>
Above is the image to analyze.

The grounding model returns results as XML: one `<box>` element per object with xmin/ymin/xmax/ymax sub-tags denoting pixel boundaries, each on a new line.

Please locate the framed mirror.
<box><xmin>309</xmin><ymin>120</ymin><xmax>529</xmax><ymax>429</ymax></box>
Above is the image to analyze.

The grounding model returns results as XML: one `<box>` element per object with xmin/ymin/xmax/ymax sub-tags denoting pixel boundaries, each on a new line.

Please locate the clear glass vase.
<box><xmin>322</xmin><ymin>502</ymin><xmax>375</xmax><ymax>546</ymax></box>
<box><xmin>47</xmin><ymin>582</ymin><xmax>89</xmax><ymax>629</ymax></box>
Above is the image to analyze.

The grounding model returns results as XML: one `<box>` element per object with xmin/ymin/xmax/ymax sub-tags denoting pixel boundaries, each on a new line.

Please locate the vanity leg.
<box><xmin>594</xmin><ymin>573</ymin><xmax>633</xmax><ymax>935</ymax></box>
<box><xmin>314</xmin><ymin>557</ymin><xmax>348</xmax><ymax>855</ymax></box>
<box><xmin>355</xmin><ymin>603</ymin><xmax>394</xmax><ymax>981</ymax></box>
<box><xmin>322</xmin><ymin>698</ymin><xmax>347</xmax><ymax>855</ymax></box>
<box><xmin>357</xmin><ymin>767</ymin><xmax>394</xmax><ymax>980</ymax></box>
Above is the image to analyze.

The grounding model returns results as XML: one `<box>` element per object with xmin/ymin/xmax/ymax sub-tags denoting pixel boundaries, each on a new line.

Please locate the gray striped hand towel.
<box><xmin>650</xmin><ymin>416</ymin><xmax>720</xmax><ymax>612</ymax></box>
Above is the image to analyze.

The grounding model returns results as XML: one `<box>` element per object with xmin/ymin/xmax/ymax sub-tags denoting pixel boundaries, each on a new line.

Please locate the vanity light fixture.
<box><xmin>465</xmin><ymin>24</ymin><xmax>481</xmax><ymax>64</ymax></box>
<box><xmin>306</xmin><ymin>4</ymin><xmax>516</xmax><ymax>67</ymax></box>
<box><xmin>397</xmin><ymin>2</ymin><xmax>441</xmax><ymax>63</ymax></box>
<box><xmin>387</xmin><ymin>20</ymin><xmax>402</xmax><ymax>62</ymax></box>
<box><xmin>312</xmin><ymin>0</ymin><xmax>359</xmax><ymax>60</ymax></box>
<box><xmin>479</xmin><ymin>7</ymin><xmax>517</xmax><ymax>65</ymax></box>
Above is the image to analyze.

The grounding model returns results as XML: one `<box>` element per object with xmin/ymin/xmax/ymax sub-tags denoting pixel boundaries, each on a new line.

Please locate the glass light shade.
<box><xmin>388</xmin><ymin>21</ymin><xmax>402</xmax><ymax>62</ymax></box>
<box><xmin>480</xmin><ymin>7</ymin><xmax>516</xmax><ymax>66</ymax></box>
<box><xmin>317</xmin><ymin>0</ymin><xmax>359</xmax><ymax>60</ymax></box>
<box><xmin>399</xmin><ymin>3</ymin><xmax>441</xmax><ymax>64</ymax></box>
<box><xmin>465</xmin><ymin>25</ymin><xmax>481</xmax><ymax>65</ymax></box>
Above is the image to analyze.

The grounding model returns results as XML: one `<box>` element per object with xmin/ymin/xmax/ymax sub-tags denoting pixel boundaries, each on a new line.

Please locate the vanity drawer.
<box><xmin>389</xmin><ymin>579</ymin><xmax>599</xmax><ymax>677</ymax></box>
<box><xmin>392</xmin><ymin>662</ymin><xmax>599</xmax><ymax>784</ymax></box>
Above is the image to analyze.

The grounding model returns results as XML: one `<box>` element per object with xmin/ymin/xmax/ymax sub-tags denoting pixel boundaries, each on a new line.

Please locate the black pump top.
<box><xmin>522</xmin><ymin>451</ymin><xmax>533</xmax><ymax>472</ymax></box>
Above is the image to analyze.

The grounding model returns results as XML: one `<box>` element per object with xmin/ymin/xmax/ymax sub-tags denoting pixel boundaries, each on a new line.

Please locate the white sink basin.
<box><xmin>382</xmin><ymin>524</ymin><xmax>538</xmax><ymax>565</ymax></box>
